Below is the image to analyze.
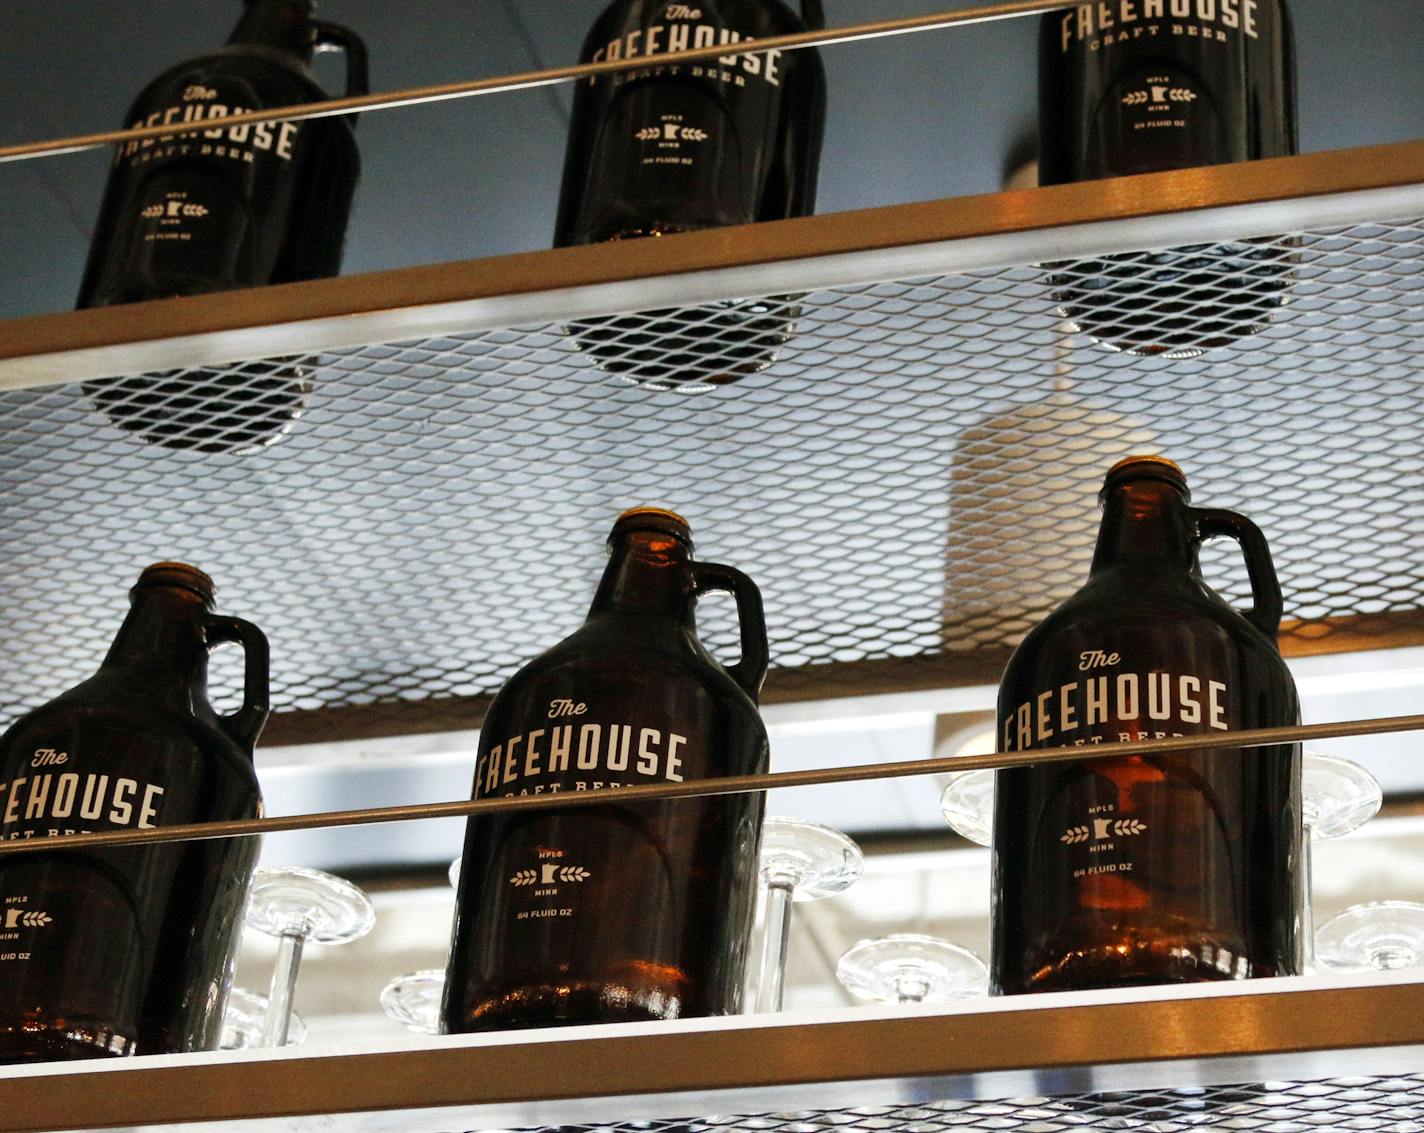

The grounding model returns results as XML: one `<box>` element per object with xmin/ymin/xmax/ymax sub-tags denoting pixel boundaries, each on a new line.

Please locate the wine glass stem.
<box><xmin>895</xmin><ymin>975</ymin><xmax>928</xmax><ymax>1004</ymax></box>
<box><xmin>262</xmin><ymin>930</ymin><xmax>306</xmax><ymax>1047</ymax></box>
<box><xmin>1302</xmin><ymin>825</ymin><xmax>1316</xmax><ymax>973</ymax></box>
<box><xmin>755</xmin><ymin>882</ymin><xmax>795</xmax><ymax>1013</ymax></box>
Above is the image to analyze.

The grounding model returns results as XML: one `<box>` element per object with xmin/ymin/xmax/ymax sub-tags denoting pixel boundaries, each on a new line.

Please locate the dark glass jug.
<box><xmin>78</xmin><ymin>0</ymin><xmax>368</xmax><ymax>453</ymax></box>
<box><xmin>990</xmin><ymin>457</ymin><xmax>1301</xmax><ymax>995</ymax></box>
<box><xmin>556</xmin><ymin>0</ymin><xmax>826</xmax><ymax>391</ymax></box>
<box><xmin>443</xmin><ymin>508</ymin><xmax>770</xmax><ymax>1031</ymax></box>
<box><xmin>0</xmin><ymin>563</ymin><xmax>269</xmax><ymax>1062</ymax></box>
<box><xmin>1039</xmin><ymin>1</ymin><xmax>1297</xmax><ymax>357</ymax></box>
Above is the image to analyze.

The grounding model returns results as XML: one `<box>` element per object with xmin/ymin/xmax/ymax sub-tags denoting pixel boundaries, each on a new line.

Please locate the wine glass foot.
<box><xmin>1303</xmin><ymin>752</ymin><xmax>1382</xmax><ymax>841</ymax></box>
<box><xmin>1316</xmin><ymin>901</ymin><xmax>1424</xmax><ymax>972</ymax></box>
<box><xmin>380</xmin><ymin>970</ymin><xmax>445</xmax><ymax>1035</ymax></box>
<box><xmin>221</xmin><ymin>987</ymin><xmax>308</xmax><ymax>1049</ymax></box>
<box><xmin>837</xmin><ymin>934</ymin><xmax>987</xmax><ymax>1004</ymax></box>
<box><xmin>939</xmin><ymin>768</ymin><xmax>995</xmax><ymax>847</ymax></box>
<box><xmin>245</xmin><ymin>865</ymin><xmax>377</xmax><ymax>943</ymax></box>
<box><xmin>759</xmin><ymin>816</ymin><xmax>864</xmax><ymax>896</ymax></box>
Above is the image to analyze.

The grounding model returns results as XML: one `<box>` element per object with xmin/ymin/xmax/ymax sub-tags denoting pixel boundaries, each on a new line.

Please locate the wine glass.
<box><xmin>938</xmin><ymin>768</ymin><xmax>995</xmax><ymax>847</ymax></box>
<box><xmin>244</xmin><ymin>865</ymin><xmax>376</xmax><ymax>1046</ymax></box>
<box><xmin>836</xmin><ymin>935</ymin><xmax>987</xmax><ymax>1004</ymax></box>
<box><xmin>1315</xmin><ymin>902</ymin><xmax>1424</xmax><ymax>972</ymax></box>
<box><xmin>380</xmin><ymin>969</ymin><xmax>445</xmax><ymax>1035</ymax></box>
<box><xmin>755</xmin><ymin>817</ymin><xmax>864</xmax><ymax>1013</ymax></box>
<box><xmin>1303</xmin><ymin>751</ymin><xmax>1383</xmax><ymax>840</ymax></box>
<box><xmin>1301</xmin><ymin>752</ymin><xmax>1382</xmax><ymax>969</ymax></box>
<box><xmin>220</xmin><ymin>986</ymin><xmax>308</xmax><ymax>1049</ymax></box>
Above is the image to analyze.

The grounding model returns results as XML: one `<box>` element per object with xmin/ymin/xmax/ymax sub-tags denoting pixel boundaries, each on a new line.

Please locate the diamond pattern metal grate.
<box><xmin>490</xmin><ymin>1076</ymin><xmax>1424</xmax><ymax>1133</ymax></box>
<box><xmin>3</xmin><ymin>215</ymin><xmax>1423</xmax><ymax>731</ymax></box>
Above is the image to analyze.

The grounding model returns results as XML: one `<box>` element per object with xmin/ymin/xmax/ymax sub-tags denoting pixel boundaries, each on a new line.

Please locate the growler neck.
<box><xmin>1090</xmin><ymin>477</ymin><xmax>1199</xmax><ymax>576</ymax></box>
<box><xmin>587</xmin><ymin>530</ymin><xmax>696</xmax><ymax>622</ymax></box>
<box><xmin>103</xmin><ymin>584</ymin><xmax>212</xmax><ymax>695</ymax></box>
<box><xmin>227</xmin><ymin>0</ymin><xmax>317</xmax><ymax>64</ymax></box>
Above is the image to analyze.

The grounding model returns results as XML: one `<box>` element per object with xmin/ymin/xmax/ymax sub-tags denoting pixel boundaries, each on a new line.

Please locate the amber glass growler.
<box><xmin>0</xmin><ymin>564</ymin><xmax>269</xmax><ymax>1062</ymax></box>
<box><xmin>1040</xmin><ymin>1</ymin><xmax>1297</xmax><ymax>356</ymax></box>
<box><xmin>443</xmin><ymin>508</ymin><xmax>770</xmax><ymax>1031</ymax></box>
<box><xmin>78</xmin><ymin>0</ymin><xmax>368</xmax><ymax>453</ymax></box>
<box><xmin>556</xmin><ymin>0</ymin><xmax>827</xmax><ymax>390</ymax></box>
<box><xmin>990</xmin><ymin>457</ymin><xmax>1301</xmax><ymax>994</ymax></box>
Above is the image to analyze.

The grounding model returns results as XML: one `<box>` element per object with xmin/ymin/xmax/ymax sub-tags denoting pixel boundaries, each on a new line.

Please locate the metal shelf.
<box><xmin>0</xmin><ymin>142</ymin><xmax>1422</xmax><ymax>743</ymax></box>
<box><xmin>1</xmin><ymin>974</ymin><xmax>1423</xmax><ymax>1133</ymax></box>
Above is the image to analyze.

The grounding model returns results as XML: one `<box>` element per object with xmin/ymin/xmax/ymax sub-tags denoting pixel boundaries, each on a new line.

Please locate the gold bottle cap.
<box><xmin>1102</xmin><ymin>455</ymin><xmax>1189</xmax><ymax>498</ymax></box>
<box><xmin>135</xmin><ymin>561</ymin><xmax>217</xmax><ymax>602</ymax></box>
<box><xmin>611</xmin><ymin>507</ymin><xmax>693</xmax><ymax>546</ymax></box>
<box><xmin>1106</xmin><ymin>454</ymin><xmax>1184</xmax><ymax>480</ymax></box>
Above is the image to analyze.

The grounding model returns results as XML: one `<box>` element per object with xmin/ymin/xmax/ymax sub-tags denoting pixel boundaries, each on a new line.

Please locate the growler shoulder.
<box><xmin>1006</xmin><ymin>576</ymin><xmax>1281</xmax><ymax>678</ymax></box>
<box><xmin>475</xmin><ymin>627</ymin><xmax>767</xmax><ymax>794</ymax></box>
<box><xmin>0</xmin><ymin>684</ymin><xmax>259</xmax><ymax>790</ymax></box>
<box><xmin>489</xmin><ymin>630</ymin><xmax>758</xmax><ymax>722</ymax></box>
<box><xmin>130</xmin><ymin>46</ymin><xmax>327</xmax><ymax>110</ymax></box>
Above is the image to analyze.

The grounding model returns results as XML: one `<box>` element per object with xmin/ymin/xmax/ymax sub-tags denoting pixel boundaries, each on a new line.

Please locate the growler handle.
<box><xmin>1192</xmin><ymin>508</ymin><xmax>1284</xmax><ymax>638</ymax></box>
<box><xmin>690</xmin><ymin>562</ymin><xmax>771</xmax><ymax>701</ymax></box>
<box><xmin>312</xmin><ymin>20</ymin><xmax>370</xmax><ymax>98</ymax></box>
<box><xmin>800</xmin><ymin>1</ymin><xmax>827</xmax><ymax>31</ymax></box>
<box><xmin>204</xmin><ymin>615</ymin><xmax>273</xmax><ymax>750</ymax></box>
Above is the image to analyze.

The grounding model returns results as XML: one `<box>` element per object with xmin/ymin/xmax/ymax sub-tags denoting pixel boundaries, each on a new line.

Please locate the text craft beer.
<box><xmin>589</xmin><ymin>17</ymin><xmax>787</xmax><ymax>85</ymax></box>
<box><xmin>117</xmin><ymin>94</ymin><xmax>300</xmax><ymax>166</ymax></box>
<box><xmin>1058</xmin><ymin>0</ymin><xmax>1262</xmax><ymax>51</ymax></box>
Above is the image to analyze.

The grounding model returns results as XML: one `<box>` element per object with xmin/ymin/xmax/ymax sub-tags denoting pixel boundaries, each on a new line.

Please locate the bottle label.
<box><xmin>589</xmin><ymin>7</ymin><xmax>784</xmax><ymax>193</ymax></box>
<box><xmin>473</xmin><ymin>697</ymin><xmax>695</xmax><ymax>925</ymax></box>
<box><xmin>1000</xmin><ymin>651</ymin><xmax>1236</xmax><ymax>886</ymax></box>
<box><xmin>0</xmin><ymin>746</ymin><xmax>168</xmax><ymax>963</ymax></box>
<box><xmin>1049</xmin><ymin>0</ymin><xmax>1284</xmax><ymax>180</ymax></box>
<box><xmin>113</xmin><ymin>83</ymin><xmax>299</xmax><ymax>256</ymax></box>
<box><xmin>116</xmin><ymin>85</ymin><xmax>300</xmax><ymax>167</ymax></box>
<box><xmin>1055</xmin><ymin>1</ymin><xmax>1261</xmax><ymax>53</ymax></box>
<box><xmin>589</xmin><ymin>11</ymin><xmax>786</xmax><ymax>89</ymax></box>
<box><xmin>0</xmin><ymin>748</ymin><xmax>166</xmax><ymax>839</ymax></box>
<box><xmin>478</xmin><ymin>713</ymin><xmax>688</xmax><ymax>795</ymax></box>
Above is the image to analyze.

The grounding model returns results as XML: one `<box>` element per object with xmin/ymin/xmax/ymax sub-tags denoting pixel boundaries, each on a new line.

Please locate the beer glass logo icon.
<box><xmin>4</xmin><ymin>909</ymin><xmax>52</xmax><ymax>929</ymax></box>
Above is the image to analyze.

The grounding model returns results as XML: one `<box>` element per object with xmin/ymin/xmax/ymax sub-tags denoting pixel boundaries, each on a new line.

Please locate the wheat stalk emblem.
<box><xmin>509</xmin><ymin>869</ymin><xmax>538</xmax><ymax>887</ymax></box>
<box><xmin>1061</xmin><ymin>826</ymin><xmax>1090</xmax><ymax>845</ymax></box>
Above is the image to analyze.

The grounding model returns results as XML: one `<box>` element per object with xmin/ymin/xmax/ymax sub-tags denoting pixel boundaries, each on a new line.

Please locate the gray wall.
<box><xmin>1</xmin><ymin>0</ymin><xmax>1421</xmax><ymax>320</ymax></box>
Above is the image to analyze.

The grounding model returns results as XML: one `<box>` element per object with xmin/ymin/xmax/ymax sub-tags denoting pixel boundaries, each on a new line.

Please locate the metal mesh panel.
<box><xmin>485</xmin><ymin>1076</ymin><xmax>1424</xmax><ymax>1133</ymax></box>
<box><xmin>3</xmin><ymin>215</ymin><xmax>1423</xmax><ymax>727</ymax></box>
